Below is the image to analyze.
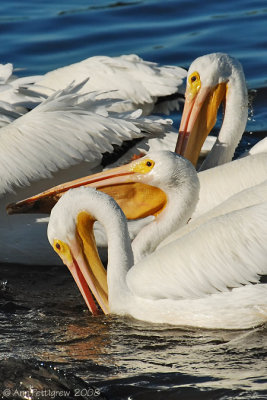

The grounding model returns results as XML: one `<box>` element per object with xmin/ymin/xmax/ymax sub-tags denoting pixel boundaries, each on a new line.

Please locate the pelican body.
<box><xmin>48</xmin><ymin>184</ymin><xmax>267</xmax><ymax>330</ymax></box>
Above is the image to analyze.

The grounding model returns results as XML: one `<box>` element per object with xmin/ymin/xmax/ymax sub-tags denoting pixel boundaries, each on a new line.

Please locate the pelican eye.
<box><xmin>132</xmin><ymin>158</ymin><xmax>155</xmax><ymax>174</ymax></box>
<box><xmin>53</xmin><ymin>239</ymin><xmax>65</xmax><ymax>253</ymax></box>
<box><xmin>144</xmin><ymin>159</ymin><xmax>154</xmax><ymax>169</ymax></box>
<box><xmin>53</xmin><ymin>239</ymin><xmax>73</xmax><ymax>264</ymax></box>
<box><xmin>188</xmin><ymin>71</ymin><xmax>201</xmax><ymax>97</ymax></box>
<box><xmin>188</xmin><ymin>71</ymin><xmax>200</xmax><ymax>84</ymax></box>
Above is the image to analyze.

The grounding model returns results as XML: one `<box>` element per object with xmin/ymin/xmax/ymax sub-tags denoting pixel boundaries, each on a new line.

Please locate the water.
<box><xmin>1</xmin><ymin>264</ymin><xmax>267</xmax><ymax>399</ymax></box>
<box><xmin>0</xmin><ymin>0</ymin><xmax>267</xmax><ymax>398</ymax></box>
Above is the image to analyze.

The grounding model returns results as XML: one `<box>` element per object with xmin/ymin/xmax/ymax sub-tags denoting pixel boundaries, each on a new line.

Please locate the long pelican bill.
<box><xmin>175</xmin><ymin>81</ymin><xmax>227</xmax><ymax>166</ymax></box>
<box><xmin>7</xmin><ymin>158</ymin><xmax>167</xmax><ymax>219</ymax></box>
<box><xmin>53</xmin><ymin>210</ymin><xmax>109</xmax><ymax>315</ymax></box>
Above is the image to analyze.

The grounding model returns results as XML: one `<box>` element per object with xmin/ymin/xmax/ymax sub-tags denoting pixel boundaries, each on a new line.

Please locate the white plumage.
<box><xmin>23</xmin><ymin>54</ymin><xmax>187</xmax><ymax>115</ymax></box>
<box><xmin>160</xmin><ymin>178</ymin><xmax>267</xmax><ymax>248</ymax></box>
<box><xmin>194</xmin><ymin>153</ymin><xmax>267</xmax><ymax>218</ymax></box>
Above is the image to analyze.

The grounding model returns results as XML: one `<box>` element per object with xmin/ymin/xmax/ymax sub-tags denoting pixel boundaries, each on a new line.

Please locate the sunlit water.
<box><xmin>0</xmin><ymin>0</ymin><xmax>267</xmax><ymax>399</ymax></box>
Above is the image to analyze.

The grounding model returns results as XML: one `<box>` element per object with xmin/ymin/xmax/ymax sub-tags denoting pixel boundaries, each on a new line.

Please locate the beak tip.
<box><xmin>6</xmin><ymin>200</ymin><xmax>37</xmax><ymax>215</ymax></box>
<box><xmin>6</xmin><ymin>202</ymin><xmax>19</xmax><ymax>215</ymax></box>
<box><xmin>6</xmin><ymin>196</ymin><xmax>59</xmax><ymax>215</ymax></box>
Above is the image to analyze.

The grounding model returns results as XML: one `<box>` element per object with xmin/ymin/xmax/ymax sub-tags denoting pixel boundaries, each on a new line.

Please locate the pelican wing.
<box><xmin>127</xmin><ymin>201</ymin><xmax>267</xmax><ymax>300</ymax></box>
<box><xmin>29</xmin><ymin>54</ymin><xmax>187</xmax><ymax>114</ymax></box>
<box><xmin>0</xmin><ymin>82</ymin><xmax>174</xmax><ymax>196</ymax></box>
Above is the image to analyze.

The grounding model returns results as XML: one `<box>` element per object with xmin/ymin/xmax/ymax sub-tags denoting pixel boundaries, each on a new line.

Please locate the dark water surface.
<box><xmin>1</xmin><ymin>264</ymin><xmax>267</xmax><ymax>399</ymax></box>
<box><xmin>0</xmin><ymin>0</ymin><xmax>267</xmax><ymax>398</ymax></box>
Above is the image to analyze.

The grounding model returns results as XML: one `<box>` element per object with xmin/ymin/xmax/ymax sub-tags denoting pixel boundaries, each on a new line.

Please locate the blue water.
<box><xmin>0</xmin><ymin>0</ymin><xmax>267</xmax><ymax>399</ymax></box>
<box><xmin>1</xmin><ymin>0</ymin><xmax>267</xmax><ymax>88</ymax></box>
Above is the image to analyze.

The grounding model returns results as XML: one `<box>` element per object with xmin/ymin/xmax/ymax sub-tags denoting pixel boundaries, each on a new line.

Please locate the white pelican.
<box><xmin>175</xmin><ymin>53</ymin><xmax>267</xmax><ymax>166</ymax></box>
<box><xmin>174</xmin><ymin>53</ymin><xmax>267</xmax><ymax>215</ymax></box>
<box><xmin>175</xmin><ymin>52</ymin><xmax>249</xmax><ymax>169</ymax></box>
<box><xmin>47</xmin><ymin>178</ymin><xmax>267</xmax><ymax>329</ymax></box>
<box><xmin>1</xmin><ymin>84</ymin><xmax>175</xmax><ymax>265</ymax></box>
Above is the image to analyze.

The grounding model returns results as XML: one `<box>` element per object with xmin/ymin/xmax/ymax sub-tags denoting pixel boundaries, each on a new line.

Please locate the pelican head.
<box><xmin>176</xmin><ymin>53</ymin><xmax>248</xmax><ymax>168</ymax></box>
<box><xmin>47</xmin><ymin>187</ymin><xmax>130</xmax><ymax>316</ymax></box>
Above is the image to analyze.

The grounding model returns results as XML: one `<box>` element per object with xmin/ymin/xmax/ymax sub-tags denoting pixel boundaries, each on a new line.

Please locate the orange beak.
<box><xmin>7</xmin><ymin>157</ymin><xmax>167</xmax><ymax>220</ymax></box>
<box><xmin>52</xmin><ymin>212</ymin><xmax>109</xmax><ymax>316</ymax></box>
<box><xmin>175</xmin><ymin>82</ymin><xmax>227</xmax><ymax>166</ymax></box>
